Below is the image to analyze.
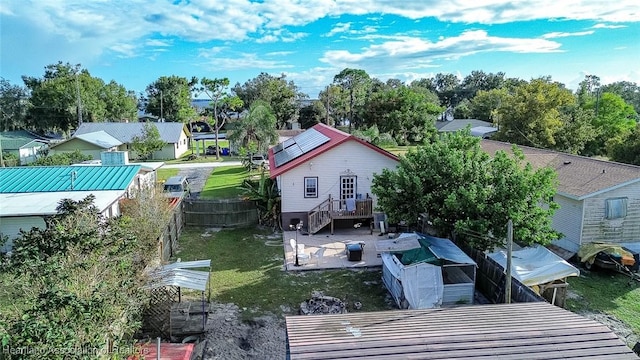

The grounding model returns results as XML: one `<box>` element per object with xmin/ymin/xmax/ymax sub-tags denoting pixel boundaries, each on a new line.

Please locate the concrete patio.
<box><xmin>283</xmin><ymin>226</ymin><xmax>386</xmax><ymax>271</ymax></box>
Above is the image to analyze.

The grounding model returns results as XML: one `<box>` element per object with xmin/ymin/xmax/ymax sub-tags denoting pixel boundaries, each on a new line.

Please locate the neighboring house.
<box><xmin>0</xmin><ymin>130</ymin><xmax>50</xmax><ymax>165</ymax></box>
<box><xmin>73</xmin><ymin>122</ymin><xmax>191</xmax><ymax>160</ymax></box>
<box><xmin>0</xmin><ymin>164</ymin><xmax>141</xmax><ymax>252</ymax></box>
<box><xmin>481</xmin><ymin>140</ymin><xmax>640</xmax><ymax>253</ymax></box>
<box><xmin>49</xmin><ymin>130</ymin><xmax>122</xmax><ymax>160</ymax></box>
<box><xmin>436</xmin><ymin>118</ymin><xmax>497</xmax><ymax>138</ymax></box>
<box><xmin>268</xmin><ymin>123</ymin><xmax>399</xmax><ymax>234</ymax></box>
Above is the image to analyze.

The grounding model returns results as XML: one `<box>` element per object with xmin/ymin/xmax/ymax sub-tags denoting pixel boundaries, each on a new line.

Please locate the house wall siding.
<box><xmin>51</xmin><ymin>140</ymin><xmax>106</xmax><ymax>160</ymax></box>
<box><xmin>280</xmin><ymin>141</ymin><xmax>398</xmax><ymax>213</ymax></box>
<box><xmin>581</xmin><ymin>183</ymin><xmax>640</xmax><ymax>245</ymax></box>
<box><xmin>551</xmin><ymin>195</ymin><xmax>584</xmax><ymax>253</ymax></box>
<box><xmin>0</xmin><ymin>216</ymin><xmax>46</xmax><ymax>252</ymax></box>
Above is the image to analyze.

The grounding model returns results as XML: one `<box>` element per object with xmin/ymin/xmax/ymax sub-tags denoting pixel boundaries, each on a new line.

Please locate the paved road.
<box><xmin>163</xmin><ymin>161</ymin><xmax>243</xmax><ymax>198</ymax></box>
<box><xmin>162</xmin><ymin>161</ymin><xmax>242</xmax><ymax>169</ymax></box>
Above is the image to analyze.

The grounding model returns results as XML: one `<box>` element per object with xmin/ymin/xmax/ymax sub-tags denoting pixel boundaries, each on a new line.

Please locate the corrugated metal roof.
<box><xmin>0</xmin><ymin>190</ymin><xmax>125</xmax><ymax>216</ymax></box>
<box><xmin>0</xmin><ymin>165</ymin><xmax>140</xmax><ymax>193</ymax></box>
<box><xmin>286</xmin><ymin>302</ymin><xmax>639</xmax><ymax>360</ymax></box>
<box><xmin>73</xmin><ymin>122</ymin><xmax>189</xmax><ymax>144</ymax></box>
<box><xmin>0</xmin><ymin>130</ymin><xmax>50</xmax><ymax>150</ymax></box>
<box><xmin>148</xmin><ymin>260</ymin><xmax>211</xmax><ymax>292</ymax></box>
<box><xmin>51</xmin><ymin>130</ymin><xmax>122</xmax><ymax>149</ymax></box>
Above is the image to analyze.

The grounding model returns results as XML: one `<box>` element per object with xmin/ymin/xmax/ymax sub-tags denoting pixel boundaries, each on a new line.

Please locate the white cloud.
<box><xmin>146</xmin><ymin>39</ymin><xmax>172</xmax><ymax>47</ymax></box>
<box><xmin>325</xmin><ymin>22</ymin><xmax>351</xmax><ymax>37</ymax></box>
<box><xmin>109</xmin><ymin>43</ymin><xmax>137</xmax><ymax>58</ymax></box>
<box><xmin>320</xmin><ymin>30</ymin><xmax>562</xmax><ymax>70</ymax></box>
<box><xmin>592</xmin><ymin>23</ymin><xmax>628</xmax><ymax>29</ymax></box>
<box><xmin>197</xmin><ymin>51</ymin><xmax>294</xmax><ymax>71</ymax></box>
<box><xmin>542</xmin><ymin>30</ymin><xmax>594</xmax><ymax>39</ymax></box>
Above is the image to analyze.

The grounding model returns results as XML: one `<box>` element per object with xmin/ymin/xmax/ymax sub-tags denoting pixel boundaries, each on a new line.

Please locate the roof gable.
<box><xmin>0</xmin><ymin>165</ymin><xmax>141</xmax><ymax>193</ymax></box>
<box><xmin>268</xmin><ymin>123</ymin><xmax>398</xmax><ymax>179</ymax></box>
<box><xmin>0</xmin><ymin>130</ymin><xmax>50</xmax><ymax>150</ymax></box>
<box><xmin>73</xmin><ymin>122</ymin><xmax>189</xmax><ymax>144</ymax></box>
<box><xmin>481</xmin><ymin>140</ymin><xmax>640</xmax><ymax>199</ymax></box>
<box><xmin>51</xmin><ymin>130</ymin><xmax>123</xmax><ymax>149</ymax></box>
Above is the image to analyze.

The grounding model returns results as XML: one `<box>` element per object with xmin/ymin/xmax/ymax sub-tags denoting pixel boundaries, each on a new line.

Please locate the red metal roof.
<box><xmin>131</xmin><ymin>343</ymin><xmax>194</xmax><ymax>360</ymax></box>
<box><xmin>268</xmin><ymin>123</ymin><xmax>398</xmax><ymax>179</ymax></box>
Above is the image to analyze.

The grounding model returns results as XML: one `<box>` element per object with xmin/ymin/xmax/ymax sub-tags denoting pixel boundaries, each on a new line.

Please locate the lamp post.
<box><xmin>290</xmin><ymin>221</ymin><xmax>303</xmax><ymax>266</ymax></box>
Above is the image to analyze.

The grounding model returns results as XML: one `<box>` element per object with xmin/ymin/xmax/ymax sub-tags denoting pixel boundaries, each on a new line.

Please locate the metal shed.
<box><xmin>380</xmin><ymin>233</ymin><xmax>476</xmax><ymax>309</ymax></box>
<box><xmin>286</xmin><ymin>302</ymin><xmax>639</xmax><ymax>360</ymax></box>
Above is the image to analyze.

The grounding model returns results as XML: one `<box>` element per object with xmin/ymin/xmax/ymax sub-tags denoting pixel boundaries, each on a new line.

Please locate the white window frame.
<box><xmin>304</xmin><ymin>177</ymin><xmax>318</xmax><ymax>198</ymax></box>
<box><xmin>605</xmin><ymin>197</ymin><xmax>627</xmax><ymax>219</ymax></box>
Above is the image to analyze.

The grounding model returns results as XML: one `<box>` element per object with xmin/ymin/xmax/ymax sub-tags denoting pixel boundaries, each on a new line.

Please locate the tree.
<box><xmin>469</xmin><ymin>88</ymin><xmax>508</xmax><ymax>122</ymax></box>
<box><xmin>30</xmin><ymin>149</ymin><xmax>92</xmax><ymax>165</ymax></box>
<box><xmin>0</xmin><ymin>78</ymin><xmax>29</xmax><ymax>131</ymax></box>
<box><xmin>1</xmin><ymin>196</ymin><xmax>159</xmax><ymax>358</ymax></box>
<box><xmin>333</xmin><ymin>68</ymin><xmax>371</xmax><ymax>132</ymax></box>
<box><xmin>581</xmin><ymin>92</ymin><xmax>637</xmax><ymax>156</ymax></box>
<box><xmin>131</xmin><ymin>122</ymin><xmax>165</xmax><ymax>160</ymax></box>
<box><xmin>232</xmin><ymin>73</ymin><xmax>305</xmax><ymax>129</ymax></box>
<box><xmin>610</xmin><ymin>123</ymin><xmax>640</xmax><ymax>165</ymax></box>
<box><xmin>600</xmin><ymin>81</ymin><xmax>640</xmax><ymax>116</ymax></box>
<box><xmin>23</xmin><ymin>62</ymin><xmax>138</xmax><ymax>133</ymax></box>
<box><xmin>241</xmin><ymin>171</ymin><xmax>281</xmax><ymax>230</ymax></box>
<box><xmin>144</xmin><ymin>75</ymin><xmax>198</xmax><ymax>122</ymax></box>
<box><xmin>371</xmin><ymin>131</ymin><xmax>559</xmax><ymax>251</ymax></box>
<box><xmin>433</xmin><ymin>73</ymin><xmax>461</xmax><ymax>109</ymax></box>
<box><xmin>198</xmin><ymin>77</ymin><xmax>243</xmax><ymax>159</ymax></box>
<box><xmin>362</xmin><ymin>84</ymin><xmax>440</xmax><ymax>144</ymax></box>
<box><xmin>228</xmin><ymin>100</ymin><xmax>278</xmax><ymax>156</ymax></box>
<box><xmin>318</xmin><ymin>84</ymin><xmax>347</xmax><ymax>127</ymax></box>
<box><xmin>494</xmin><ymin>78</ymin><xmax>578</xmax><ymax>150</ymax></box>
<box><xmin>459</xmin><ymin>70</ymin><xmax>505</xmax><ymax>103</ymax></box>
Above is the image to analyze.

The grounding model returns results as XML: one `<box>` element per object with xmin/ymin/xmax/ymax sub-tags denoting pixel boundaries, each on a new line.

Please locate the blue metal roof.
<box><xmin>0</xmin><ymin>165</ymin><xmax>141</xmax><ymax>193</ymax></box>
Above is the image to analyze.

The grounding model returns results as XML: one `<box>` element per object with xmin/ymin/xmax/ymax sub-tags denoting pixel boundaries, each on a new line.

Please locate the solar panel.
<box><xmin>296</xmin><ymin>129</ymin><xmax>330</xmax><ymax>153</ymax></box>
<box><xmin>272</xmin><ymin>128</ymin><xmax>331</xmax><ymax>167</ymax></box>
<box><xmin>272</xmin><ymin>142</ymin><xmax>284</xmax><ymax>154</ymax></box>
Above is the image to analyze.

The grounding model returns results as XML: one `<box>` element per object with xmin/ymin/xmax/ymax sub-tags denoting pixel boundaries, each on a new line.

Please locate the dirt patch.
<box><xmin>191</xmin><ymin>303</ymin><xmax>286</xmax><ymax>360</ymax></box>
<box><xmin>579</xmin><ymin>311</ymin><xmax>639</xmax><ymax>348</ymax></box>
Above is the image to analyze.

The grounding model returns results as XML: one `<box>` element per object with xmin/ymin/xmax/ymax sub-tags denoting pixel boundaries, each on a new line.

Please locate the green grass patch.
<box><xmin>174</xmin><ymin>227</ymin><xmax>392</xmax><ymax>319</ymax></box>
<box><xmin>200</xmin><ymin>165</ymin><xmax>251</xmax><ymax>199</ymax></box>
<box><xmin>157</xmin><ymin>168</ymin><xmax>179</xmax><ymax>182</ymax></box>
<box><xmin>567</xmin><ymin>269</ymin><xmax>640</xmax><ymax>335</ymax></box>
<box><xmin>382</xmin><ymin>145</ymin><xmax>416</xmax><ymax>156</ymax></box>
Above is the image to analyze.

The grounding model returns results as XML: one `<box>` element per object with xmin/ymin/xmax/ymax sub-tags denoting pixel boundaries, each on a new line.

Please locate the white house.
<box><xmin>73</xmin><ymin>122</ymin><xmax>191</xmax><ymax>160</ymax></box>
<box><xmin>268</xmin><ymin>123</ymin><xmax>399</xmax><ymax>234</ymax></box>
<box><xmin>481</xmin><ymin>140</ymin><xmax>640</xmax><ymax>253</ymax></box>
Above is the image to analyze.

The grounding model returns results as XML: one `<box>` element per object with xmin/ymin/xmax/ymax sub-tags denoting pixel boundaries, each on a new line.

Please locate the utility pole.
<box><xmin>505</xmin><ymin>219</ymin><xmax>513</xmax><ymax>304</ymax></box>
<box><xmin>160</xmin><ymin>91</ymin><xmax>164</xmax><ymax>122</ymax></box>
<box><xmin>0</xmin><ymin>136</ymin><xmax>4</xmax><ymax>167</ymax></box>
<box><xmin>75</xmin><ymin>71</ymin><xmax>83</xmax><ymax>125</ymax></box>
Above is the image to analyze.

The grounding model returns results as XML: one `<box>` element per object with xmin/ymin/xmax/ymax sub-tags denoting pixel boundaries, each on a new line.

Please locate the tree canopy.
<box><xmin>371</xmin><ymin>131</ymin><xmax>560</xmax><ymax>251</ymax></box>
<box><xmin>144</xmin><ymin>75</ymin><xmax>198</xmax><ymax>123</ymax></box>
<box><xmin>131</xmin><ymin>122</ymin><xmax>165</xmax><ymax>160</ymax></box>
<box><xmin>228</xmin><ymin>100</ymin><xmax>278</xmax><ymax>155</ymax></box>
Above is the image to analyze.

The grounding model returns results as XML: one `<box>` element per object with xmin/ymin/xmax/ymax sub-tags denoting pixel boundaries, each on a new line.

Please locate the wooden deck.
<box><xmin>286</xmin><ymin>302</ymin><xmax>639</xmax><ymax>360</ymax></box>
<box><xmin>308</xmin><ymin>196</ymin><xmax>374</xmax><ymax>235</ymax></box>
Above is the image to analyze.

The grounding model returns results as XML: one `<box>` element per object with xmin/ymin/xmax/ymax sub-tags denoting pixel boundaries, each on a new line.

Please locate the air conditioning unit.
<box><xmin>101</xmin><ymin>151</ymin><xmax>129</xmax><ymax>165</ymax></box>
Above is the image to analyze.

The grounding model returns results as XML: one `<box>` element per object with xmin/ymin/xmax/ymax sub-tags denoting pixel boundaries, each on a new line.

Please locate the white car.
<box><xmin>250</xmin><ymin>155</ymin><xmax>268</xmax><ymax>168</ymax></box>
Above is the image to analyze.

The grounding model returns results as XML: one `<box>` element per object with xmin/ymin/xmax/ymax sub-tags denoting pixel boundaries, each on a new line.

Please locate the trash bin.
<box><xmin>346</xmin><ymin>243</ymin><xmax>363</xmax><ymax>261</ymax></box>
<box><xmin>222</xmin><ymin>148</ymin><xmax>230</xmax><ymax>156</ymax></box>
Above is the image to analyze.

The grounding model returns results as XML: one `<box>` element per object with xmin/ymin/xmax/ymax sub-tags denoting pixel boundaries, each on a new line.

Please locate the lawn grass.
<box><xmin>199</xmin><ymin>165</ymin><xmax>251</xmax><ymax>199</ymax></box>
<box><xmin>173</xmin><ymin>226</ymin><xmax>392</xmax><ymax>319</ymax></box>
<box><xmin>382</xmin><ymin>145</ymin><xmax>416</xmax><ymax>156</ymax></box>
<box><xmin>567</xmin><ymin>269</ymin><xmax>640</xmax><ymax>335</ymax></box>
<box><xmin>157</xmin><ymin>168</ymin><xmax>179</xmax><ymax>182</ymax></box>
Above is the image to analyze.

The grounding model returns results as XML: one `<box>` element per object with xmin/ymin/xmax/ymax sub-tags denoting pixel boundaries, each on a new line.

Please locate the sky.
<box><xmin>1</xmin><ymin>1</ymin><xmax>639</xmax><ymax>99</ymax></box>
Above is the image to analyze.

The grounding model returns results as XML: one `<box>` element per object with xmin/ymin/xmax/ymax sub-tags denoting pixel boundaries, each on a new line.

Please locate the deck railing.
<box><xmin>307</xmin><ymin>196</ymin><xmax>374</xmax><ymax>234</ymax></box>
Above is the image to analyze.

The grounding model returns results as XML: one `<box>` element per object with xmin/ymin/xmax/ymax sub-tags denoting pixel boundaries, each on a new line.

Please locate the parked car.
<box><xmin>250</xmin><ymin>154</ymin><xmax>268</xmax><ymax>168</ymax></box>
<box><xmin>163</xmin><ymin>176</ymin><xmax>190</xmax><ymax>198</ymax></box>
<box><xmin>206</xmin><ymin>145</ymin><xmax>219</xmax><ymax>155</ymax></box>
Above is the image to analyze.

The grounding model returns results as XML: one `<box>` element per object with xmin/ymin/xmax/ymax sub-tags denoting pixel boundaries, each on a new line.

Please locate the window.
<box><xmin>605</xmin><ymin>198</ymin><xmax>627</xmax><ymax>219</ymax></box>
<box><xmin>304</xmin><ymin>177</ymin><xmax>318</xmax><ymax>198</ymax></box>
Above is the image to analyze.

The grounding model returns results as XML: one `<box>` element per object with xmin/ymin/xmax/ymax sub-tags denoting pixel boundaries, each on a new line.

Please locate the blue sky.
<box><xmin>1</xmin><ymin>1</ymin><xmax>639</xmax><ymax>98</ymax></box>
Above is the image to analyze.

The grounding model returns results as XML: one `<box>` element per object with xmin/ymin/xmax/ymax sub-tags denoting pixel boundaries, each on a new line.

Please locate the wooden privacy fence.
<box><xmin>183</xmin><ymin>199</ymin><xmax>258</xmax><ymax>227</ymax></box>
<box><xmin>158</xmin><ymin>200</ymin><xmax>185</xmax><ymax>261</ymax></box>
<box><xmin>460</xmin><ymin>243</ymin><xmax>545</xmax><ymax>304</ymax></box>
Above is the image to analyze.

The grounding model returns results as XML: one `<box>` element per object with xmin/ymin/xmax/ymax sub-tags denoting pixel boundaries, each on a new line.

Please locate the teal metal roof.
<box><xmin>0</xmin><ymin>165</ymin><xmax>141</xmax><ymax>193</ymax></box>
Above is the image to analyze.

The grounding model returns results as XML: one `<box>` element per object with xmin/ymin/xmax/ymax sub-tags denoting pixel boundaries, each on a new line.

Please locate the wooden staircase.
<box><xmin>307</xmin><ymin>196</ymin><xmax>374</xmax><ymax>235</ymax></box>
<box><xmin>308</xmin><ymin>196</ymin><xmax>332</xmax><ymax>234</ymax></box>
